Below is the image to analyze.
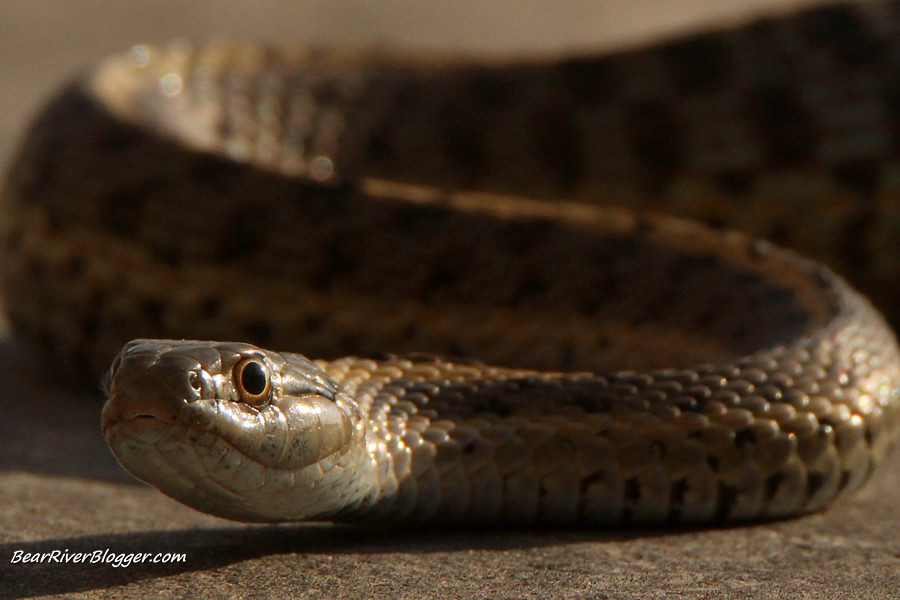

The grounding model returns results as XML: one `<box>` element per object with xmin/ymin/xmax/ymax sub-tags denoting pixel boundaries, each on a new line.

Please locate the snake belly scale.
<box><xmin>3</xmin><ymin>1</ymin><xmax>900</xmax><ymax>525</ymax></box>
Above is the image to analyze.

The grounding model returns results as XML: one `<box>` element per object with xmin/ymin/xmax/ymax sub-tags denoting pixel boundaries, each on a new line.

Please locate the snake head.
<box><xmin>101</xmin><ymin>339</ymin><xmax>370</xmax><ymax>522</ymax></box>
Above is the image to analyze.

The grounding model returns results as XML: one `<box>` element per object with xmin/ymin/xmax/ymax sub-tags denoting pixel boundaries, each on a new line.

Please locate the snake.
<box><xmin>2</xmin><ymin>0</ymin><xmax>900</xmax><ymax>526</ymax></box>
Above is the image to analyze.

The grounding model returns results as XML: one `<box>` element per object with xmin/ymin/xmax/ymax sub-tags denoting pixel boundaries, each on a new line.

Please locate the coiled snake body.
<box><xmin>3</xmin><ymin>1</ymin><xmax>900</xmax><ymax>525</ymax></box>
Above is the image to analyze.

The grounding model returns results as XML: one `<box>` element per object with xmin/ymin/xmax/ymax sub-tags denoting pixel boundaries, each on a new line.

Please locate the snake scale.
<box><xmin>2</xmin><ymin>1</ymin><xmax>900</xmax><ymax>526</ymax></box>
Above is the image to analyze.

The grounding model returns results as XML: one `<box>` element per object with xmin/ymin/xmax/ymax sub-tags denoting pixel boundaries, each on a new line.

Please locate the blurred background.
<box><xmin>0</xmin><ymin>0</ymin><xmax>820</xmax><ymax>169</ymax></box>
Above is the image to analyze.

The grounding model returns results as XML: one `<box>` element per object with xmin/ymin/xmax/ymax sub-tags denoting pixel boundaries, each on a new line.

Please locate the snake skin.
<box><xmin>3</xmin><ymin>1</ymin><xmax>900</xmax><ymax>525</ymax></box>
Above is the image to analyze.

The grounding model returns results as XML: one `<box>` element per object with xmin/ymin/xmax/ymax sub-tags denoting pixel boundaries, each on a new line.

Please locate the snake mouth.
<box><xmin>131</xmin><ymin>413</ymin><xmax>161</xmax><ymax>420</ymax></box>
<box><xmin>102</xmin><ymin>409</ymin><xmax>173</xmax><ymax>445</ymax></box>
<box><xmin>100</xmin><ymin>381</ymin><xmax>186</xmax><ymax>446</ymax></box>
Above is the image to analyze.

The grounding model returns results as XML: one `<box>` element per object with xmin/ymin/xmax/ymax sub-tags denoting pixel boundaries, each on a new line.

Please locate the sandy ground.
<box><xmin>1</xmin><ymin>1</ymin><xmax>898</xmax><ymax>598</ymax></box>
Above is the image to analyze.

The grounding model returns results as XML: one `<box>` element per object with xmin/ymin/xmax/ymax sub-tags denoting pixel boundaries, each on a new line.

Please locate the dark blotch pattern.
<box><xmin>244</xmin><ymin>320</ymin><xmax>274</xmax><ymax>346</ymax></box>
<box><xmin>141</xmin><ymin>300</ymin><xmax>165</xmax><ymax>330</ymax></box>
<box><xmin>714</xmin><ymin>482</ymin><xmax>740</xmax><ymax>520</ymax></box>
<box><xmin>187</xmin><ymin>155</ymin><xmax>243</xmax><ymax>194</ymax></box>
<box><xmin>764</xmin><ymin>472</ymin><xmax>785</xmax><ymax>503</ymax></box>
<box><xmin>216</xmin><ymin>205</ymin><xmax>271</xmax><ymax>265</ymax></box>
<box><xmin>624</xmin><ymin>477</ymin><xmax>641</xmax><ymax>503</ymax></box>
<box><xmin>714</xmin><ymin>170</ymin><xmax>754</xmax><ymax>197</ymax></box>
<box><xmin>670</xmin><ymin>478</ymin><xmax>689</xmax><ymax>511</ymax></box>
<box><xmin>423</xmin><ymin>259</ymin><xmax>463</xmax><ymax>303</ymax></box>
<box><xmin>837</xmin><ymin>470</ymin><xmax>852</xmax><ymax>493</ymax></box>
<box><xmin>832</xmin><ymin>160</ymin><xmax>882</xmax><ymax>196</ymax></box>
<box><xmin>663</xmin><ymin>33</ymin><xmax>732</xmax><ymax>95</ymax></box>
<box><xmin>80</xmin><ymin>292</ymin><xmax>106</xmax><ymax>345</ymax></box>
<box><xmin>198</xmin><ymin>297</ymin><xmax>224</xmax><ymax>319</ymax></box>
<box><xmin>735</xmin><ymin>427</ymin><xmax>757</xmax><ymax>448</ymax></box>
<box><xmin>627</xmin><ymin>101</ymin><xmax>683</xmax><ymax>194</ymax></box>
<box><xmin>501</xmin><ymin>219</ymin><xmax>557</xmax><ymax>255</ymax></box>
<box><xmin>747</xmin><ymin>86</ymin><xmax>816</xmax><ymax>166</ymax></box>
<box><xmin>556</xmin><ymin>56</ymin><xmax>618</xmax><ymax>105</ymax></box>
<box><xmin>510</xmin><ymin>272</ymin><xmax>550</xmax><ymax>305</ymax></box>
<box><xmin>796</xmin><ymin>3</ymin><xmax>877</xmax><ymax>68</ymax></box>
<box><xmin>102</xmin><ymin>186</ymin><xmax>154</xmax><ymax>239</ymax></box>
<box><xmin>529</xmin><ymin>102</ymin><xmax>585</xmax><ymax>190</ymax></box>
<box><xmin>313</xmin><ymin>238</ymin><xmax>361</xmax><ymax>289</ymax></box>
<box><xmin>806</xmin><ymin>473</ymin><xmax>826</xmax><ymax>499</ymax></box>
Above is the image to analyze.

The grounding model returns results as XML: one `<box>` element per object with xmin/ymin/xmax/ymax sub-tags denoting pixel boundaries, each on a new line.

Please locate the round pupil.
<box><xmin>241</xmin><ymin>361</ymin><xmax>268</xmax><ymax>396</ymax></box>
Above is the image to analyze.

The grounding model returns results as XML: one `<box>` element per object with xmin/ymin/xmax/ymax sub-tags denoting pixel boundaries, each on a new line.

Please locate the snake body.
<box><xmin>3</xmin><ymin>1</ymin><xmax>900</xmax><ymax>525</ymax></box>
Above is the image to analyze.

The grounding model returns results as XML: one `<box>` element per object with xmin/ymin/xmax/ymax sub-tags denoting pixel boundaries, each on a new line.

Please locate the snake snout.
<box><xmin>100</xmin><ymin>378</ymin><xmax>184</xmax><ymax>440</ymax></box>
<box><xmin>101</xmin><ymin>343</ymin><xmax>204</xmax><ymax>440</ymax></box>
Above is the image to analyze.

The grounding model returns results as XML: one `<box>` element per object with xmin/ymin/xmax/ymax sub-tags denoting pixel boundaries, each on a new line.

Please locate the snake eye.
<box><xmin>233</xmin><ymin>357</ymin><xmax>271</xmax><ymax>406</ymax></box>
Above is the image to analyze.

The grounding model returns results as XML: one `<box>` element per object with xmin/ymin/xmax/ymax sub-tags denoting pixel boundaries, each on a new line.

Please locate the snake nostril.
<box><xmin>186</xmin><ymin>369</ymin><xmax>214</xmax><ymax>400</ymax></box>
<box><xmin>188</xmin><ymin>371</ymin><xmax>201</xmax><ymax>391</ymax></box>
